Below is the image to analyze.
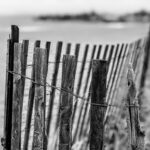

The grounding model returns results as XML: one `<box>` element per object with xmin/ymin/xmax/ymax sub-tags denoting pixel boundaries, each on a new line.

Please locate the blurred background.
<box><xmin>0</xmin><ymin>0</ymin><xmax>150</xmax><ymax>149</ymax></box>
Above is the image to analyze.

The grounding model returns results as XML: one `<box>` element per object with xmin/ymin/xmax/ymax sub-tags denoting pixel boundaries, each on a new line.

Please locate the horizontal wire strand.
<box><xmin>7</xmin><ymin>70</ymin><xmax>144</xmax><ymax>108</ymax></box>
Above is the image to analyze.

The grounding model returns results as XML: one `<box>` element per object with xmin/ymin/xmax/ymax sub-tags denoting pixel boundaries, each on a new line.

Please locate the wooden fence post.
<box><xmin>11</xmin><ymin>42</ymin><xmax>28</xmax><ymax>150</ymax></box>
<box><xmin>32</xmin><ymin>47</ymin><xmax>47</xmax><ymax>150</ymax></box>
<box><xmin>59</xmin><ymin>55</ymin><xmax>77</xmax><ymax>150</ymax></box>
<box><xmin>3</xmin><ymin>25</ymin><xmax>19</xmax><ymax>150</ymax></box>
<box><xmin>90</xmin><ymin>60</ymin><xmax>108</xmax><ymax>150</ymax></box>
<box><xmin>23</xmin><ymin>40</ymin><xmax>40</xmax><ymax>150</ymax></box>
<box><xmin>126</xmin><ymin>64</ymin><xmax>145</xmax><ymax>150</ymax></box>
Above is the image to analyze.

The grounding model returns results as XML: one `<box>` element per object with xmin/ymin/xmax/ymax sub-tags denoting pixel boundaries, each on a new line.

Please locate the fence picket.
<box><xmin>59</xmin><ymin>55</ymin><xmax>77</xmax><ymax>150</ymax></box>
<box><xmin>11</xmin><ymin>43</ymin><xmax>23</xmax><ymax>150</ymax></box>
<box><xmin>32</xmin><ymin>47</ymin><xmax>47</xmax><ymax>150</ymax></box>
<box><xmin>66</xmin><ymin>43</ymin><xmax>71</xmax><ymax>55</ymax></box>
<box><xmin>3</xmin><ymin>25</ymin><xmax>19</xmax><ymax>150</ymax></box>
<box><xmin>90</xmin><ymin>60</ymin><xmax>108</xmax><ymax>150</ymax></box>
<box><xmin>126</xmin><ymin>65</ymin><xmax>145</xmax><ymax>150</ymax></box>
<box><xmin>23</xmin><ymin>40</ymin><xmax>41</xmax><ymax>150</ymax></box>
<box><xmin>72</xmin><ymin>44</ymin><xmax>89</xmax><ymax>143</ymax></box>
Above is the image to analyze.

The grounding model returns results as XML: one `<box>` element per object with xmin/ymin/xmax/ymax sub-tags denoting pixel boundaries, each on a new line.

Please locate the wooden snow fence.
<box><xmin>2</xmin><ymin>25</ymin><xmax>150</xmax><ymax>150</ymax></box>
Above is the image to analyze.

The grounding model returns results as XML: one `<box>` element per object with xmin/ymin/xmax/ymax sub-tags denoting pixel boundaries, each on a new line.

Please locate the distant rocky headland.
<box><xmin>36</xmin><ymin>10</ymin><xmax>150</xmax><ymax>23</ymax></box>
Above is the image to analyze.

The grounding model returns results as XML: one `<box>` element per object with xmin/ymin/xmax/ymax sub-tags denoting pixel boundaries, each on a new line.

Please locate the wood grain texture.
<box><xmin>3</xmin><ymin>25</ymin><xmax>19</xmax><ymax>150</ymax></box>
<box><xmin>44</xmin><ymin>41</ymin><xmax>51</xmax><ymax>150</ymax></box>
<box><xmin>59</xmin><ymin>55</ymin><xmax>77</xmax><ymax>150</ymax></box>
<box><xmin>32</xmin><ymin>48</ymin><xmax>47</xmax><ymax>150</ymax></box>
<box><xmin>126</xmin><ymin>64</ymin><xmax>145</xmax><ymax>150</ymax></box>
<box><xmin>23</xmin><ymin>40</ymin><xmax>41</xmax><ymax>150</ymax></box>
<box><xmin>11</xmin><ymin>43</ymin><xmax>23</xmax><ymax>150</ymax></box>
<box><xmin>90</xmin><ymin>60</ymin><xmax>108</xmax><ymax>150</ymax></box>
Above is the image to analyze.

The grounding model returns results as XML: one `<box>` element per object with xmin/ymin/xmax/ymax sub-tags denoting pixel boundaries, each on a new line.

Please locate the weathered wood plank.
<box><xmin>66</xmin><ymin>43</ymin><xmax>71</xmax><ymax>55</ymax></box>
<box><xmin>44</xmin><ymin>41</ymin><xmax>51</xmax><ymax>150</ymax></box>
<box><xmin>45</xmin><ymin>41</ymin><xmax>51</xmax><ymax>74</ymax></box>
<box><xmin>74</xmin><ymin>43</ymin><xmax>80</xmax><ymax>60</ymax></box>
<box><xmin>59</xmin><ymin>55</ymin><xmax>77</xmax><ymax>150</ymax></box>
<box><xmin>90</xmin><ymin>60</ymin><xmax>108</xmax><ymax>150</ymax></box>
<box><xmin>126</xmin><ymin>64</ymin><xmax>145</xmax><ymax>150</ymax></box>
<box><xmin>54</xmin><ymin>43</ymin><xmax>80</xmax><ymax>133</ymax></box>
<box><xmin>11</xmin><ymin>43</ymin><xmax>23</xmax><ymax>150</ymax></box>
<box><xmin>23</xmin><ymin>40</ymin><xmax>40</xmax><ymax>150</ymax></box>
<box><xmin>3</xmin><ymin>25</ymin><xmax>19</xmax><ymax>150</ymax></box>
<box><xmin>32</xmin><ymin>47</ymin><xmax>47</xmax><ymax>150</ymax></box>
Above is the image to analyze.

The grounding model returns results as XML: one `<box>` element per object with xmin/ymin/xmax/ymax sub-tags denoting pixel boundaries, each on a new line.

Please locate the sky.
<box><xmin>0</xmin><ymin>0</ymin><xmax>150</xmax><ymax>16</ymax></box>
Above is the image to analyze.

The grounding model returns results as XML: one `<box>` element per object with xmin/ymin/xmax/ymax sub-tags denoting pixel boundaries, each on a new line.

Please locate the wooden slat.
<box><xmin>96</xmin><ymin>45</ymin><xmax>102</xmax><ymax>59</ymax></box>
<box><xmin>90</xmin><ymin>60</ymin><xmax>108</xmax><ymax>150</ymax></box>
<box><xmin>3</xmin><ymin>25</ymin><xmax>19</xmax><ymax>150</ymax></box>
<box><xmin>66</xmin><ymin>43</ymin><xmax>71</xmax><ymax>55</ymax></box>
<box><xmin>23</xmin><ymin>40</ymin><xmax>41</xmax><ymax>150</ymax></box>
<box><xmin>20</xmin><ymin>40</ymin><xmax>29</xmax><ymax>117</ymax></box>
<box><xmin>108</xmin><ymin>45</ymin><xmax>115</xmax><ymax>64</ymax></box>
<box><xmin>103</xmin><ymin>44</ymin><xmax>109</xmax><ymax>60</ymax></box>
<box><xmin>46</xmin><ymin>41</ymin><xmax>63</xmax><ymax>137</ymax></box>
<box><xmin>74</xmin><ymin>43</ymin><xmax>80</xmax><ymax>60</ymax></box>
<box><xmin>11</xmin><ymin>43</ymin><xmax>23</xmax><ymax>150</ymax></box>
<box><xmin>140</xmin><ymin>29</ymin><xmax>150</xmax><ymax>89</ymax></box>
<box><xmin>32</xmin><ymin>47</ymin><xmax>47</xmax><ymax>149</ymax></box>
<box><xmin>59</xmin><ymin>55</ymin><xmax>77</xmax><ymax>150</ymax></box>
<box><xmin>45</xmin><ymin>41</ymin><xmax>51</xmax><ymax>73</ymax></box>
<box><xmin>72</xmin><ymin>44</ymin><xmax>89</xmax><ymax>142</ymax></box>
<box><xmin>44</xmin><ymin>41</ymin><xmax>51</xmax><ymax>149</ymax></box>
<box><xmin>126</xmin><ymin>65</ymin><xmax>145</xmax><ymax>150</ymax></box>
<box><xmin>132</xmin><ymin>40</ymin><xmax>141</xmax><ymax>71</ymax></box>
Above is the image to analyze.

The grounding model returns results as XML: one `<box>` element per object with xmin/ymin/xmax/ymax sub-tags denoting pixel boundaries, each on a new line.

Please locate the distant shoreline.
<box><xmin>36</xmin><ymin>10</ymin><xmax>150</xmax><ymax>23</ymax></box>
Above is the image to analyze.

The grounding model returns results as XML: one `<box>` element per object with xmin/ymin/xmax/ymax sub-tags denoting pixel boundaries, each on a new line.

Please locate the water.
<box><xmin>0</xmin><ymin>16</ymin><xmax>149</xmax><ymax>149</ymax></box>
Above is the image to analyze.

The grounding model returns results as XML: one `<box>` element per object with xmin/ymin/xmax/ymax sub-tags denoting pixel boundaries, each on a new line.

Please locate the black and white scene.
<box><xmin>0</xmin><ymin>0</ymin><xmax>150</xmax><ymax>150</ymax></box>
